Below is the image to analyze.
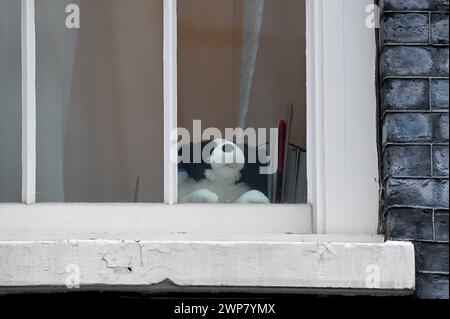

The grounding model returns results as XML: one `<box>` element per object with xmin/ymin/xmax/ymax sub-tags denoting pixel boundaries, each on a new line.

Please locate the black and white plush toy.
<box><xmin>178</xmin><ymin>138</ymin><xmax>270</xmax><ymax>204</ymax></box>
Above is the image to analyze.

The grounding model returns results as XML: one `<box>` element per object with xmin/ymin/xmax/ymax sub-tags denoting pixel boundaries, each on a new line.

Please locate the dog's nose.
<box><xmin>222</xmin><ymin>144</ymin><xmax>234</xmax><ymax>153</ymax></box>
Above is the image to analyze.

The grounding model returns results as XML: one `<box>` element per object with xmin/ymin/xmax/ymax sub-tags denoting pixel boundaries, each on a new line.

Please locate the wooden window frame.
<box><xmin>1</xmin><ymin>0</ymin><xmax>378</xmax><ymax>239</ymax></box>
<box><xmin>0</xmin><ymin>0</ymin><xmax>417</xmax><ymax>296</ymax></box>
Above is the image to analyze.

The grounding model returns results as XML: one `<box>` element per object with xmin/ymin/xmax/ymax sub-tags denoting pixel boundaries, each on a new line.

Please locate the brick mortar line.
<box><xmin>381</xmin><ymin>43</ymin><xmax>450</xmax><ymax>47</ymax></box>
<box><xmin>385</xmin><ymin>204</ymin><xmax>449</xmax><ymax>210</ymax></box>
<box><xmin>429</xmin><ymin>77</ymin><xmax>433</xmax><ymax>112</ymax></box>
<box><xmin>432</xmin><ymin>207</ymin><xmax>437</xmax><ymax>241</ymax></box>
<box><xmin>380</xmin><ymin>110</ymin><xmax>449</xmax><ymax>121</ymax></box>
<box><xmin>382</xmin><ymin>110</ymin><xmax>450</xmax><ymax>114</ymax></box>
<box><xmin>383</xmin><ymin>142</ymin><xmax>449</xmax><ymax>146</ymax></box>
<box><xmin>431</xmin><ymin>144</ymin><xmax>435</xmax><ymax>180</ymax></box>
<box><xmin>417</xmin><ymin>271</ymin><xmax>450</xmax><ymax>275</ymax></box>
<box><xmin>381</xmin><ymin>11</ymin><xmax>450</xmax><ymax>15</ymax></box>
<box><xmin>382</xmin><ymin>175</ymin><xmax>449</xmax><ymax>182</ymax></box>
<box><xmin>383</xmin><ymin>174</ymin><xmax>449</xmax><ymax>179</ymax></box>
<box><xmin>382</xmin><ymin>143</ymin><xmax>449</xmax><ymax>151</ymax></box>
<box><xmin>381</xmin><ymin>76</ymin><xmax>450</xmax><ymax>80</ymax></box>
<box><xmin>380</xmin><ymin>76</ymin><xmax>449</xmax><ymax>85</ymax></box>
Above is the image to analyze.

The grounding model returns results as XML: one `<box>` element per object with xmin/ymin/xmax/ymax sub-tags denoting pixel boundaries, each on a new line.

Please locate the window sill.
<box><xmin>0</xmin><ymin>236</ymin><xmax>415</xmax><ymax>296</ymax></box>
<box><xmin>0</xmin><ymin>203</ymin><xmax>312</xmax><ymax>236</ymax></box>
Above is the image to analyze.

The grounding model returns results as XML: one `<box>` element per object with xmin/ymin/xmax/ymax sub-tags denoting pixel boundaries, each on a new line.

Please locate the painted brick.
<box><xmin>381</xmin><ymin>79</ymin><xmax>429</xmax><ymax>111</ymax></box>
<box><xmin>383</xmin><ymin>145</ymin><xmax>431</xmax><ymax>177</ymax></box>
<box><xmin>435</xmin><ymin>211</ymin><xmax>449</xmax><ymax>242</ymax></box>
<box><xmin>431</xmin><ymin>13</ymin><xmax>450</xmax><ymax>44</ymax></box>
<box><xmin>416</xmin><ymin>274</ymin><xmax>449</xmax><ymax>299</ymax></box>
<box><xmin>431</xmin><ymin>79</ymin><xmax>449</xmax><ymax>110</ymax></box>
<box><xmin>380</xmin><ymin>0</ymin><xmax>450</xmax><ymax>300</ymax></box>
<box><xmin>385</xmin><ymin>178</ymin><xmax>449</xmax><ymax>208</ymax></box>
<box><xmin>435</xmin><ymin>179</ymin><xmax>450</xmax><ymax>208</ymax></box>
<box><xmin>383</xmin><ymin>113</ymin><xmax>432</xmax><ymax>144</ymax></box>
<box><xmin>436</xmin><ymin>48</ymin><xmax>450</xmax><ymax>76</ymax></box>
<box><xmin>415</xmin><ymin>242</ymin><xmax>449</xmax><ymax>272</ymax></box>
<box><xmin>433</xmin><ymin>112</ymin><xmax>449</xmax><ymax>143</ymax></box>
<box><xmin>433</xmin><ymin>145</ymin><xmax>449</xmax><ymax>177</ymax></box>
<box><xmin>383</xmin><ymin>14</ymin><xmax>429</xmax><ymax>43</ymax></box>
<box><xmin>387</xmin><ymin>208</ymin><xmax>433</xmax><ymax>240</ymax></box>
<box><xmin>381</xmin><ymin>47</ymin><xmax>449</xmax><ymax>78</ymax></box>
<box><xmin>381</xmin><ymin>0</ymin><xmax>449</xmax><ymax>11</ymax></box>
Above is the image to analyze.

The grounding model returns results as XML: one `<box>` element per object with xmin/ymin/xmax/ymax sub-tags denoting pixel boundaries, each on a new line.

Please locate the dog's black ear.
<box><xmin>239</xmin><ymin>143</ymin><xmax>270</xmax><ymax>196</ymax></box>
<box><xmin>178</xmin><ymin>141</ymin><xmax>212</xmax><ymax>181</ymax></box>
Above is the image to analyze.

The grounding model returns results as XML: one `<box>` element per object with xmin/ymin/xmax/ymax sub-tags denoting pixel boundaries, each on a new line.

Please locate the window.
<box><xmin>0</xmin><ymin>0</ymin><xmax>417</xmax><ymax>294</ymax></box>
<box><xmin>1</xmin><ymin>0</ymin><xmax>379</xmax><ymax>237</ymax></box>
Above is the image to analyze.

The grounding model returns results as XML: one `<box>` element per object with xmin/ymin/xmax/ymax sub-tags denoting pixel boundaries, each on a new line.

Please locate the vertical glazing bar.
<box><xmin>306</xmin><ymin>0</ymin><xmax>325</xmax><ymax>233</ymax></box>
<box><xmin>164</xmin><ymin>0</ymin><xmax>178</xmax><ymax>204</ymax></box>
<box><xmin>21</xmin><ymin>0</ymin><xmax>36</xmax><ymax>204</ymax></box>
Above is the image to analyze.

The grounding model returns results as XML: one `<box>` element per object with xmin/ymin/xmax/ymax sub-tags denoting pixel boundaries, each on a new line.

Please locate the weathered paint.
<box><xmin>0</xmin><ymin>240</ymin><xmax>414</xmax><ymax>294</ymax></box>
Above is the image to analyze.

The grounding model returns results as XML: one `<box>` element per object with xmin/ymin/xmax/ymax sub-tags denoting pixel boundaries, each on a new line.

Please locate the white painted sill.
<box><xmin>0</xmin><ymin>236</ymin><xmax>415</xmax><ymax>296</ymax></box>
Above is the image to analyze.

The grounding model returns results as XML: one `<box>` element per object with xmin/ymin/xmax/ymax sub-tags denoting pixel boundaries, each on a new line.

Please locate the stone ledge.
<box><xmin>0</xmin><ymin>239</ymin><xmax>415</xmax><ymax>295</ymax></box>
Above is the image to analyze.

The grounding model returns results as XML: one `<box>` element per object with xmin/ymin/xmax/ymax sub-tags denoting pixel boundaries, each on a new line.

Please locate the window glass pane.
<box><xmin>177</xmin><ymin>0</ymin><xmax>307</xmax><ymax>204</ymax></box>
<box><xmin>36</xmin><ymin>0</ymin><xmax>163</xmax><ymax>202</ymax></box>
<box><xmin>0</xmin><ymin>0</ymin><xmax>21</xmax><ymax>202</ymax></box>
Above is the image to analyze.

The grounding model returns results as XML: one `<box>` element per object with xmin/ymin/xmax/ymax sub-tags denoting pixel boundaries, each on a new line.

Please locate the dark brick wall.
<box><xmin>379</xmin><ymin>0</ymin><xmax>449</xmax><ymax>299</ymax></box>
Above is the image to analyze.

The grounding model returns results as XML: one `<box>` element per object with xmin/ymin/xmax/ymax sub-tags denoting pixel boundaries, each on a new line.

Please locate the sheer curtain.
<box><xmin>238</xmin><ymin>0</ymin><xmax>265</xmax><ymax>128</ymax></box>
<box><xmin>0</xmin><ymin>0</ymin><xmax>21</xmax><ymax>202</ymax></box>
<box><xmin>36</xmin><ymin>0</ymin><xmax>164</xmax><ymax>202</ymax></box>
<box><xmin>36</xmin><ymin>0</ymin><xmax>79</xmax><ymax>202</ymax></box>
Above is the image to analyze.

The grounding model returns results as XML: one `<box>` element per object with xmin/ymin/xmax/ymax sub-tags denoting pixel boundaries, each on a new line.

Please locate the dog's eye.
<box><xmin>222</xmin><ymin>144</ymin><xmax>234</xmax><ymax>153</ymax></box>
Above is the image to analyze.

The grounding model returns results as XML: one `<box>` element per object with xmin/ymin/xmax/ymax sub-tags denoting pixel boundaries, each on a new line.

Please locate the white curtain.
<box><xmin>0</xmin><ymin>0</ymin><xmax>21</xmax><ymax>202</ymax></box>
<box><xmin>36</xmin><ymin>0</ymin><xmax>164</xmax><ymax>202</ymax></box>
<box><xmin>36</xmin><ymin>0</ymin><xmax>79</xmax><ymax>201</ymax></box>
<box><xmin>238</xmin><ymin>0</ymin><xmax>265</xmax><ymax>128</ymax></box>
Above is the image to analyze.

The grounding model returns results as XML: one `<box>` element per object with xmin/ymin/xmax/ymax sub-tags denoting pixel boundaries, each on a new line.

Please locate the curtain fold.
<box><xmin>238</xmin><ymin>0</ymin><xmax>265</xmax><ymax>128</ymax></box>
<box><xmin>36</xmin><ymin>0</ymin><xmax>79</xmax><ymax>202</ymax></box>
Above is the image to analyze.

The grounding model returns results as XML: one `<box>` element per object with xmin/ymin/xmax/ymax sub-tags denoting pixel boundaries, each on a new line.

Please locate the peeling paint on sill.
<box><xmin>0</xmin><ymin>239</ymin><xmax>415</xmax><ymax>295</ymax></box>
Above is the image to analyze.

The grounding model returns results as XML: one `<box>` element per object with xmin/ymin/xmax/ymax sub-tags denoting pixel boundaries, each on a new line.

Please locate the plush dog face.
<box><xmin>207</xmin><ymin>139</ymin><xmax>245</xmax><ymax>180</ymax></box>
<box><xmin>179</xmin><ymin>139</ymin><xmax>269</xmax><ymax>196</ymax></box>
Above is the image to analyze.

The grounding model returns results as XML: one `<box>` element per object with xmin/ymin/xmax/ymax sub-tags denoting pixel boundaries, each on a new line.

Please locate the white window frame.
<box><xmin>1</xmin><ymin>0</ymin><xmax>378</xmax><ymax>239</ymax></box>
<box><xmin>0</xmin><ymin>0</ymin><xmax>416</xmax><ymax>295</ymax></box>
